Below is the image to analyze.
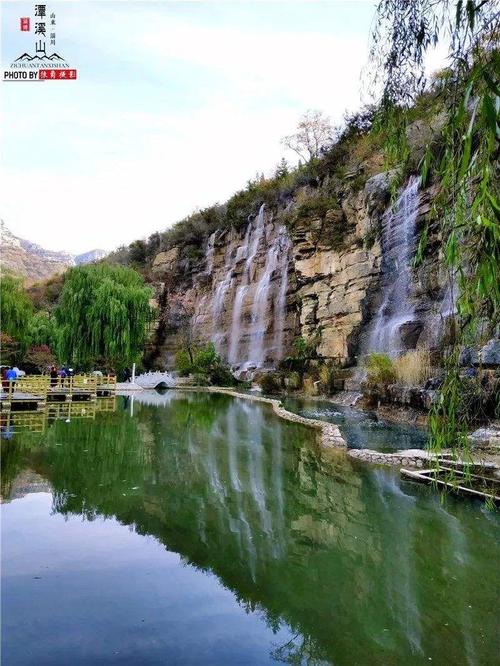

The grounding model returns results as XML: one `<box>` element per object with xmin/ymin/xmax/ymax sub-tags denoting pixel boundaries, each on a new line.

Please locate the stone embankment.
<box><xmin>348</xmin><ymin>448</ymin><xmax>432</xmax><ymax>467</ymax></box>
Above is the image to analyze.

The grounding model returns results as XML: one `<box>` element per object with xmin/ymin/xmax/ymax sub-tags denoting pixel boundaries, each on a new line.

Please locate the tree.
<box><xmin>281</xmin><ymin>110</ymin><xmax>334</xmax><ymax>162</ymax></box>
<box><xmin>23</xmin><ymin>345</ymin><xmax>56</xmax><ymax>374</ymax></box>
<box><xmin>55</xmin><ymin>264</ymin><xmax>153</xmax><ymax>370</ymax></box>
<box><xmin>0</xmin><ymin>333</ymin><xmax>19</xmax><ymax>366</ymax></box>
<box><xmin>274</xmin><ymin>157</ymin><xmax>289</xmax><ymax>179</ymax></box>
<box><xmin>27</xmin><ymin>311</ymin><xmax>58</xmax><ymax>350</ymax></box>
<box><xmin>0</xmin><ymin>274</ymin><xmax>33</xmax><ymax>356</ymax></box>
<box><xmin>370</xmin><ymin>1</ymin><xmax>499</xmax><ymax>459</ymax></box>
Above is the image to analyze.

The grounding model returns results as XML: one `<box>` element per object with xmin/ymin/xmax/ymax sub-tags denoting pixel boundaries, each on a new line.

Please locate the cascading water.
<box><xmin>208</xmin><ymin>203</ymin><xmax>292</xmax><ymax>373</ymax></box>
<box><xmin>227</xmin><ymin>205</ymin><xmax>266</xmax><ymax>364</ymax></box>
<box><xmin>212</xmin><ymin>238</ymin><xmax>237</xmax><ymax>351</ymax></box>
<box><xmin>205</xmin><ymin>232</ymin><xmax>216</xmax><ymax>275</ymax></box>
<box><xmin>247</xmin><ymin>225</ymin><xmax>290</xmax><ymax>368</ymax></box>
<box><xmin>367</xmin><ymin>175</ymin><xmax>421</xmax><ymax>355</ymax></box>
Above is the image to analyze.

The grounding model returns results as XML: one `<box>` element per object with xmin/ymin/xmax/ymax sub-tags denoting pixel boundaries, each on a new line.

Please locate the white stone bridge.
<box><xmin>134</xmin><ymin>371</ymin><xmax>177</xmax><ymax>389</ymax></box>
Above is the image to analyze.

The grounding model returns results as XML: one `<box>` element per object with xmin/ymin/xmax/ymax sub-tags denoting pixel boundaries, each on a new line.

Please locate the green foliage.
<box><xmin>0</xmin><ymin>274</ymin><xmax>33</xmax><ymax>354</ymax></box>
<box><xmin>295</xmin><ymin>193</ymin><xmax>339</xmax><ymax>222</ymax></box>
<box><xmin>175</xmin><ymin>342</ymin><xmax>235</xmax><ymax>386</ymax></box>
<box><xmin>259</xmin><ymin>372</ymin><xmax>282</xmax><ymax>395</ymax></box>
<box><xmin>175</xmin><ymin>349</ymin><xmax>192</xmax><ymax>377</ymax></box>
<box><xmin>280</xmin><ymin>336</ymin><xmax>319</xmax><ymax>377</ymax></box>
<box><xmin>371</xmin><ymin>0</ymin><xmax>500</xmax><ymax>473</ymax></box>
<box><xmin>27</xmin><ymin>311</ymin><xmax>58</xmax><ymax>350</ymax></box>
<box><xmin>364</xmin><ymin>353</ymin><xmax>396</xmax><ymax>386</ymax></box>
<box><xmin>55</xmin><ymin>264</ymin><xmax>153</xmax><ymax>370</ymax></box>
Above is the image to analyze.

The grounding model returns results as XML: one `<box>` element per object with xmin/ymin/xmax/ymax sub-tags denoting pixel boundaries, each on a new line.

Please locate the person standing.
<box><xmin>5</xmin><ymin>367</ymin><xmax>17</xmax><ymax>394</ymax></box>
<box><xmin>50</xmin><ymin>366</ymin><xmax>58</xmax><ymax>388</ymax></box>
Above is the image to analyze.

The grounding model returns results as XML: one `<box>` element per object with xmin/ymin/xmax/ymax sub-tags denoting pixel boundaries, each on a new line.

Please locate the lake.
<box><xmin>2</xmin><ymin>391</ymin><xmax>498</xmax><ymax>665</ymax></box>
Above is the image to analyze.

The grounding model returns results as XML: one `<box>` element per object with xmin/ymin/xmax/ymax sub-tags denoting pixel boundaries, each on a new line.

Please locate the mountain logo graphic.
<box><xmin>14</xmin><ymin>51</ymin><xmax>66</xmax><ymax>62</ymax></box>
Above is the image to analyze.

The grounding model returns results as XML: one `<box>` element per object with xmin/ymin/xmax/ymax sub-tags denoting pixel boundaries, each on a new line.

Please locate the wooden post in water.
<box><xmin>132</xmin><ymin>363</ymin><xmax>136</xmax><ymax>384</ymax></box>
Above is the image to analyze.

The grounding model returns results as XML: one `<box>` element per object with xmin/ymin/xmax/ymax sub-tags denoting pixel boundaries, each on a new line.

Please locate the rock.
<box><xmin>399</xmin><ymin>320</ymin><xmax>424</xmax><ymax>350</ymax></box>
<box><xmin>152</xmin><ymin>247</ymin><xmax>179</xmax><ymax>276</ymax></box>
<box><xmin>459</xmin><ymin>346</ymin><xmax>479</xmax><ymax>366</ymax></box>
<box><xmin>468</xmin><ymin>424</ymin><xmax>500</xmax><ymax>451</ymax></box>
<box><xmin>424</xmin><ymin>377</ymin><xmax>443</xmax><ymax>391</ymax></box>
<box><xmin>480</xmin><ymin>339</ymin><xmax>500</xmax><ymax>367</ymax></box>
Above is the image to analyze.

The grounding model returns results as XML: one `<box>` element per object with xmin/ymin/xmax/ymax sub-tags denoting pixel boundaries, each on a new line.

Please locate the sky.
<box><xmin>2</xmin><ymin>1</ymin><xmax>387</xmax><ymax>253</ymax></box>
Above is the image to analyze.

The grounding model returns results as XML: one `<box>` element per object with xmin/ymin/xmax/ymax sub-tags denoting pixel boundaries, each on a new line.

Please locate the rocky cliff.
<box><xmin>148</xmin><ymin>168</ymin><xmax>450</xmax><ymax>373</ymax></box>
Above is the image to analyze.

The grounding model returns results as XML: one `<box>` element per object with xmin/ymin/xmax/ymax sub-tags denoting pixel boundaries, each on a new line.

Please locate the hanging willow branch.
<box><xmin>370</xmin><ymin>0</ymin><xmax>500</xmax><ymax>458</ymax></box>
<box><xmin>55</xmin><ymin>264</ymin><xmax>154</xmax><ymax>370</ymax></box>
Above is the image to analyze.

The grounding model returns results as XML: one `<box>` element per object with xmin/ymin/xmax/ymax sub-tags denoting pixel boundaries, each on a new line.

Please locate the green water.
<box><xmin>2</xmin><ymin>391</ymin><xmax>499</xmax><ymax>665</ymax></box>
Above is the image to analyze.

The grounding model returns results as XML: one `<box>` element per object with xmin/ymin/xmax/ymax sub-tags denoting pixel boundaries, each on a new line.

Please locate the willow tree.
<box><xmin>0</xmin><ymin>274</ymin><xmax>33</xmax><ymax>361</ymax></box>
<box><xmin>370</xmin><ymin>1</ymin><xmax>499</xmax><ymax>455</ymax></box>
<box><xmin>55</xmin><ymin>264</ymin><xmax>153</xmax><ymax>371</ymax></box>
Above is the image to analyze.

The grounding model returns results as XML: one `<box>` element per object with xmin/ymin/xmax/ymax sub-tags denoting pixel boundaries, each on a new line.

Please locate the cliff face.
<box><xmin>149</xmin><ymin>170</ymin><xmax>448</xmax><ymax>371</ymax></box>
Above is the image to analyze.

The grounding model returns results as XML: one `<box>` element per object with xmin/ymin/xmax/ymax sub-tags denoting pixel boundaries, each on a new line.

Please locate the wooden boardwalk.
<box><xmin>1</xmin><ymin>375</ymin><xmax>116</xmax><ymax>412</ymax></box>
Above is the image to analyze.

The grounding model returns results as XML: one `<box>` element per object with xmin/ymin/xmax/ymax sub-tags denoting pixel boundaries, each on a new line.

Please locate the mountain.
<box><xmin>74</xmin><ymin>249</ymin><xmax>107</xmax><ymax>265</ymax></box>
<box><xmin>0</xmin><ymin>221</ymin><xmax>106</xmax><ymax>283</ymax></box>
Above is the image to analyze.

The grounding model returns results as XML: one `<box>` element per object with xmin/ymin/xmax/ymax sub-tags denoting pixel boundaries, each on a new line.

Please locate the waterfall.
<box><xmin>247</xmin><ymin>227</ymin><xmax>291</xmax><ymax>367</ymax></box>
<box><xmin>211</xmin><ymin>240</ymin><xmax>236</xmax><ymax>351</ymax></box>
<box><xmin>207</xmin><ymin>203</ymin><xmax>291</xmax><ymax>371</ymax></box>
<box><xmin>205</xmin><ymin>232</ymin><xmax>216</xmax><ymax>275</ymax></box>
<box><xmin>367</xmin><ymin>175</ymin><xmax>421</xmax><ymax>355</ymax></box>
<box><xmin>228</xmin><ymin>284</ymin><xmax>248</xmax><ymax>364</ymax></box>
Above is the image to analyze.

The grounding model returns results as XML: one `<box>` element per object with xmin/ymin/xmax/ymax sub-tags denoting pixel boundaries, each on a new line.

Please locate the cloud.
<box><xmin>1</xmin><ymin>1</ymin><xmax>377</xmax><ymax>253</ymax></box>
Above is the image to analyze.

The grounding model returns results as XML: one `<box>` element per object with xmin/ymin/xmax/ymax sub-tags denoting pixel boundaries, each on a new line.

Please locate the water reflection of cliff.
<box><xmin>3</xmin><ymin>392</ymin><xmax>499</xmax><ymax>664</ymax></box>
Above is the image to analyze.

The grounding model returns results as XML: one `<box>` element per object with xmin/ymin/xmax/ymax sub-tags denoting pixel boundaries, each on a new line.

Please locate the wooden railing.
<box><xmin>1</xmin><ymin>374</ymin><xmax>117</xmax><ymax>407</ymax></box>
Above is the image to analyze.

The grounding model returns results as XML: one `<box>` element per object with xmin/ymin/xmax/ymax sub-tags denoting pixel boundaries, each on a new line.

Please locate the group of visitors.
<box><xmin>49</xmin><ymin>366</ymin><xmax>74</xmax><ymax>388</ymax></box>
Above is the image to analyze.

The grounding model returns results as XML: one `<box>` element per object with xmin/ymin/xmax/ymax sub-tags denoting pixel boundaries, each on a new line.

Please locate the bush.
<box><xmin>365</xmin><ymin>353</ymin><xmax>396</xmax><ymax>386</ymax></box>
<box><xmin>393</xmin><ymin>350</ymin><xmax>433</xmax><ymax>387</ymax></box>
<box><xmin>318</xmin><ymin>361</ymin><xmax>336</xmax><ymax>393</ymax></box>
<box><xmin>23</xmin><ymin>345</ymin><xmax>56</xmax><ymax>374</ymax></box>
<box><xmin>175</xmin><ymin>343</ymin><xmax>236</xmax><ymax>386</ymax></box>
<box><xmin>175</xmin><ymin>350</ymin><xmax>192</xmax><ymax>376</ymax></box>
<box><xmin>259</xmin><ymin>372</ymin><xmax>282</xmax><ymax>395</ymax></box>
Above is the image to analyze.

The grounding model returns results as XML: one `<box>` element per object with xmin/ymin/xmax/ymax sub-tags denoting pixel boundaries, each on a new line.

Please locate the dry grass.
<box><xmin>393</xmin><ymin>350</ymin><xmax>433</xmax><ymax>387</ymax></box>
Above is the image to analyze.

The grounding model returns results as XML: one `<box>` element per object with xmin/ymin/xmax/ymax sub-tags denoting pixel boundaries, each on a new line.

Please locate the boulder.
<box><xmin>152</xmin><ymin>247</ymin><xmax>179</xmax><ymax>276</ymax></box>
<box><xmin>468</xmin><ymin>424</ymin><xmax>500</xmax><ymax>451</ymax></box>
<box><xmin>399</xmin><ymin>320</ymin><xmax>423</xmax><ymax>350</ymax></box>
<box><xmin>480</xmin><ymin>339</ymin><xmax>500</xmax><ymax>367</ymax></box>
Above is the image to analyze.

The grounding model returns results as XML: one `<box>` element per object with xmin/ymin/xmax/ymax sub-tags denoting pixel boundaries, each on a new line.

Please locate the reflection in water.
<box><xmin>2</xmin><ymin>392</ymin><xmax>499</xmax><ymax>665</ymax></box>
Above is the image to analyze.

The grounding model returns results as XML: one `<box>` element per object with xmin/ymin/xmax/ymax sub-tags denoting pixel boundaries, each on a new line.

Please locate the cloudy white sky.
<box><xmin>3</xmin><ymin>1</ymin><xmax>385</xmax><ymax>253</ymax></box>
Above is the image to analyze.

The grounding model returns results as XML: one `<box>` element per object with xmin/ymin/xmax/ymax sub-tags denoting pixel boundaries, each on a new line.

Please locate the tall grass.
<box><xmin>393</xmin><ymin>350</ymin><xmax>433</xmax><ymax>387</ymax></box>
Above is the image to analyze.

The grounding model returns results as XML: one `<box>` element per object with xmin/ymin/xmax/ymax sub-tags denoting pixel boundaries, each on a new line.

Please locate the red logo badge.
<box><xmin>20</xmin><ymin>17</ymin><xmax>30</xmax><ymax>31</ymax></box>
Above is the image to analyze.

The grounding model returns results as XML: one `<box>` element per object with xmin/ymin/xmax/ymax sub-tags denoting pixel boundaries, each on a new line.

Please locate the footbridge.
<box><xmin>134</xmin><ymin>371</ymin><xmax>177</xmax><ymax>390</ymax></box>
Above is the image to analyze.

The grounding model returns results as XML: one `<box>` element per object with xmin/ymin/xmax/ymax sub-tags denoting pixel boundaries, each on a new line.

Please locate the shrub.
<box><xmin>319</xmin><ymin>362</ymin><xmax>336</xmax><ymax>393</ymax></box>
<box><xmin>365</xmin><ymin>353</ymin><xmax>396</xmax><ymax>386</ymax></box>
<box><xmin>393</xmin><ymin>350</ymin><xmax>433</xmax><ymax>387</ymax></box>
<box><xmin>284</xmin><ymin>371</ymin><xmax>301</xmax><ymax>391</ymax></box>
<box><xmin>23</xmin><ymin>345</ymin><xmax>56</xmax><ymax>374</ymax></box>
<box><xmin>259</xmin><ymin>372</ymin><xmax>282</xmax><ymax>395</ymax></box>
<box><xmin>175</xmin><ymin>350</ymin><xmax>192</xmax><ymax>376</ymax></box>
<box><xmin>175</xmin><ymin>343</ymin><xmax>235</xmax><ymax>386</ymax></box>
